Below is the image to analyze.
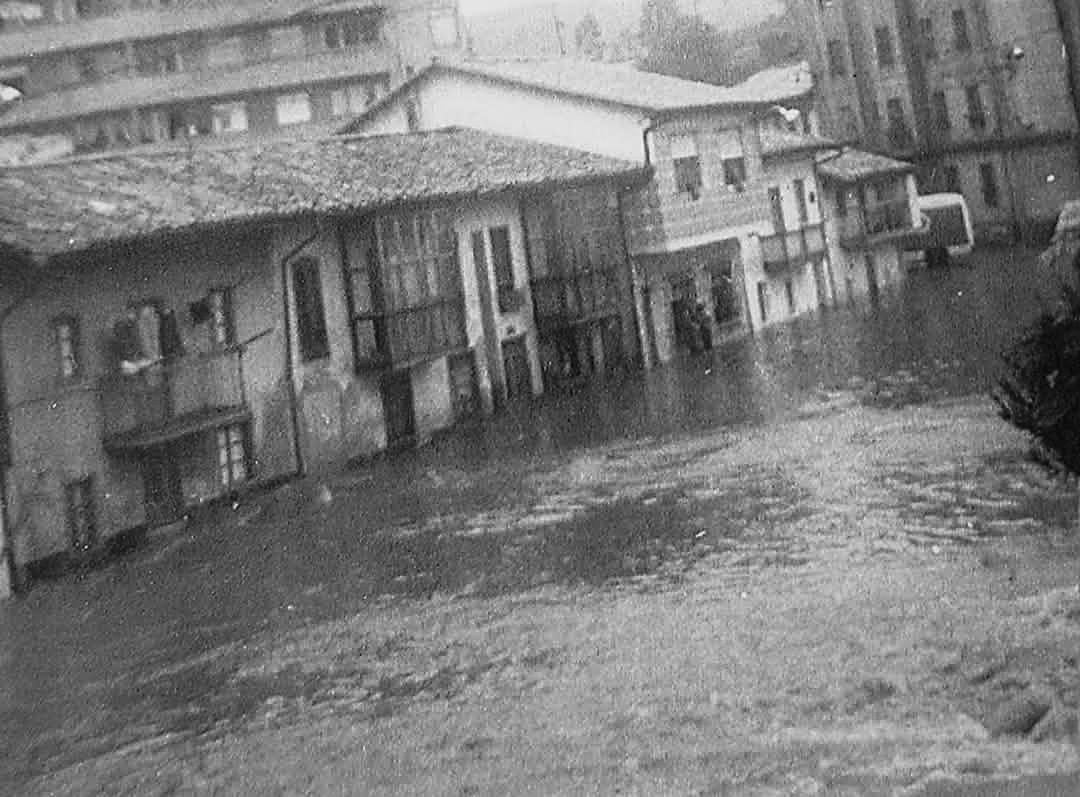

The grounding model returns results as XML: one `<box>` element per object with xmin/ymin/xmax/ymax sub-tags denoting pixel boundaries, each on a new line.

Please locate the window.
<box><xmin>489</xmin><ymin>226</ymin><xmax>517</xmax><ymax>313</ymax></box>
<box><xmin>875</xmin><ymin>25</ymin><xmax>895</xmax><ymax>68</ymax></box>
<box><xmin>325</xmin><ymin>15</ymin><xmax>380</xmax><ymax>48</ymax></box>
<box><xmin>965</xmin><ymin>84</ymin><xmax>987</xmax><ymax>131</ymax></box>
<box><xmin>919</xmin><ymin>17</ymin><xmax>936</xmax><ymax>60</ymax></box>
<box><xmin>324</xmin><ymin>22</ymin><xmax>342</xmax><ymax>49</ymax></box>
<box><xmin>208</xmin><ymin>288</ymin><xmax>235</xmax><ymax>346</ymax></box>
<box><xmin>211</xmin><ymin>101</ymin><xmax>248</xmax><ymax>134</ymax></box>
<box><xmin>293</xmin><ymin>257</ymin><xmax>330</xmax><ymax>361</ymax></box>
<box><xmin>405</xmin><ymin>99</ymin><xmax>419</xmax><ymax>131</ymax></box>
<box><xmin>217</xmin><ymin>424</ymin><xmax>248</xmax><ymax>489</ymax></box>
<box><xmin>330</xmin><ymin>84</ymin><xmax>374</xmax><ymax>117</ymax></box>
<box><xmin>932</xmin><ymin>90</ymin><xmax>950</xmax><ymax>133</ymax></box>
<box><xmin>757</xmin><ymin>282</ymin><xmax>768</xmax><ymax>323</ymax></box>
<box><xmin>785</xmin><ymin>279</ymin><xmax>796</xmax><ymax>314</ymax></box>
<box><xmin>839</xmin><ymin>105</ymin><xmax>858</xmax><ymax>138</ymax></box>
<box><xmin>275</xmin><ymin>92</ymin><xmax>311</xmax><ymax>126</ymax></box>
<box><xmin>54</xmin><ymin>316</ymin><xmax>80</xmax><ymax>379</ymax></box>
<box><xmin>886</xmin><ymin>98</ymin><xmax>911</xmax><ymax>148</ymax></box>
<box><xmin>674</xmin><ymin>155</ymin><xmax>702</xmax><ymax>199</ymax></box>
<box><xmin>979</xmin><ymin>162</ymin><xmax>999</xmax><ymax>208</ymax></box>
<box><xmin>722</xmin><ymin>157</ymin><xmax>746</xmax><ymax>192</ymax></box>
<box><xmin>827</xmin><ymin>39</ymin><xmax>846</xmax><ymax>77</ymax></box>
<box><xmin>835</xmin><ymin>188</ymin><xmax>848</xmax><ymax>217</ymax></box>
<box><xmin>945</xmin><ymin>164</ymin><xmax>962</xmax><ymax>194</ymax></box>
<box><xmin>794</xmin><ymin>179</ymin><xmax>809</xmax><ymax>223</ymax></box>
<box><xmin>65</xmin><ymin>477</ymin><xmax>96</xmax><ymax>553</ymax></box>
<box><xmin>952</xmin><ymin>8</ymin><xmax>971</xmax><ymax>51</ymax></box>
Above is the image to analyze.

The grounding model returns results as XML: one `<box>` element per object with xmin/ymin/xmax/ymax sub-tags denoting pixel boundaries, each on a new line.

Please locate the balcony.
<box><xmin>839</xmin><ymin>199</ymin><xmax>913</xmax><ymax>247</ymax></box>
<box><xmin>101</xmin><ymin>348</ymin><xmax>249</xmax><ymax>451</ymax></box>
<box><xmin>531</xmin><ymin>269</ymin><xmax>619</xmax><ymax>332</ymax></box>
<box><xmin>355</xmin><ymin>299</ymin><xmax>467</xmax><ymax>370</ymax></box>
<box><xmin>760</xmin><ymin>224</ymin><xmax>825</xmax><ymax>273</ymax></box>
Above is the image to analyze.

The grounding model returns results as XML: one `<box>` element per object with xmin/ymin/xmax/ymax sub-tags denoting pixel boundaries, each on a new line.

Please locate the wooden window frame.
<box><xmin>208</xmin><ymin>287</ymin><xmax>236</xmax><ymax>347</ymax></box>
<box><xmin>216</xmin><ymin>423</ymin><xmax>249</xmax><ymax>490</ymax></box>
<box><xmin>65</xmin><ymin>476</ymin><xmax>97</xmax><ymax>553</ymax></box>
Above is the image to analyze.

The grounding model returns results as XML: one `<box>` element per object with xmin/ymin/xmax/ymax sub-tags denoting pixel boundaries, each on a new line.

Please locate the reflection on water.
<box><xmin>0</xmin><ymin>247</ymin><xmax>1053</xmax><ymax>787</ymax></box>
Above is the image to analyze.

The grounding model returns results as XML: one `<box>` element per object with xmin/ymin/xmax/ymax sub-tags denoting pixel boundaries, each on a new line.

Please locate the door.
<box><xmin>502</xmin><ymin>336</ymin><xmax>532</xmax><ymax>400</ymax></box>
<box><xmin>865</xmin><ymin>254</ymin><xmax>880</xmax><ymax>304</ymax></box>
<box><xmin>142</xmin><ymin>446</ymin><xmax>182</xmax><ymax>527</ymax></box>
<box><xmin>381</xmin><ymin>369</ymin><xmax>416</xmax><ymax>448</ymax></box>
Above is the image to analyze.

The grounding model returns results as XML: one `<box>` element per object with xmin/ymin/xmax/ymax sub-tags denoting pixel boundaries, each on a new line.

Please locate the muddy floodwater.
<box><xmin>4</xmin><ymin>246</ymin><xmax>1080</xmax><ymax>796</ymax></box>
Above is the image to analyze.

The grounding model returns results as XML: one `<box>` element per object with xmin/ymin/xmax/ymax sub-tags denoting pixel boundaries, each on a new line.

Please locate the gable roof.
<box><xmin>759</xmin><ymin>126</ymin><xmax>836</xmax><ymax>159</ymax></box>
<box><xmin>0</xmin><ymin>0</ymin><xmax>382</xmax><ymax>64</ymax></box>
<box><xmin>816</xmin><ymin>148</ymin><xmax>915</xmax><ymax>183</ymax></box>
<box><xmin>344</xmin><ymin>56</ymin><xmax>801</xmax><ymax>132</ymax></box>
<box><xmin>0</xmin><ymin>46</ymin><xmax>393</xmax><ymax>131</ymax></box>
<box><xmin>0</xmin><ymin>127</ymin><xmax>647</xmax><ymax>260</ymax></box>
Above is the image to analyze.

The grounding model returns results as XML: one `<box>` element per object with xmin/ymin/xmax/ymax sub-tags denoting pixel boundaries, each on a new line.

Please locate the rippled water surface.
<box><xmin>0</xmin><ymin>246</ymin><xmax>1060</xmax><ymax>789</ymax></box>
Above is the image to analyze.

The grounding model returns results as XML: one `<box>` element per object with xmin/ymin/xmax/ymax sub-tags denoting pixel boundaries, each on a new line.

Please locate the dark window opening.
<box><xmin>489</xmin><ymin>226</ymin><xmax>518</xmax><ymax>313</ymax></box>
<box><xmin>54</xmin><ymin>315</ymin><xmax>81</xmax><ymax>379</ymax></box>
<box><xmin>919</xmin><ymin>17</ymin><xmax>936</xmax><ymax>60</ymax></box>
<box><xmin>827</xmin><ymin>39</ymin><xmax>846</xmax><ymax>77</ymax></box>
<box><xmin>875</xmin><ymin>25</ymin><xmax>895</xmax><ymax>68</ymax></box>
<box><xmin>952</xmin><ymin>8</ymin><xmax>971</xmax><ymax>51</ymax></box>
<box><xmin>979</xmin><ymin>162</ymin><xmax>1000</xmax><ymax>208</ymax></box>
<box><xmin>945</xmin><ymin>164</ymin><xmax>962</xmax><ymax>194</ymax></box>
<box><xmin>722</xmin><ymin>157</ymin><xmax>746</xmax><ymax>192</ymax></box>
<box><xmin>965</xmin><ymin>84</ymin><xmax>987</xmax><ymax>130</ymax></box>
<box><xmin>675</xmin><ymin>155</ymin><xmax>702</xmax><ymax>200</ymax></box>
<box><xmin>293</xmin><ymin>257</ymin><xmax>330</xmax><ymax>361</ymax></box>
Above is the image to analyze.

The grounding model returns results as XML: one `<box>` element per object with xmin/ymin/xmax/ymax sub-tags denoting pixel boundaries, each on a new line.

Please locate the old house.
<box><xmin>0</xmin><ymin>128</ymin><xmax>645</xmax><ymax>589</ymax></box>
<box><xmin>343</xmin><ymin>57</ymin><xmax>832</xmax><ymax>364</ymax></box>
<box><xmin>816</xmin><ymin>148</ymin><xmax>923</xmax><ymax>305</ymax></box>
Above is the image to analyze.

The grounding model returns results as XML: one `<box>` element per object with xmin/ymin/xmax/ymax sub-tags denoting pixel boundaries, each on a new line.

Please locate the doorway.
<box><xmin>142</xmin><ymin>446</ymin><xmax>182</xmax><ymax>527</ymax></box>
<box><xmin>381</xmin><ymin>369</ymin><xmax>416</xmax><ymax>448</ymax></box>
<box><xmin>502</xmin><ymin>336</ymin><xmax>532</xmax><ymax>400</ymax></box>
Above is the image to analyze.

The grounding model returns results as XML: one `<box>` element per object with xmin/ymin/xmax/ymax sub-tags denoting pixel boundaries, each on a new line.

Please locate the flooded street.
<box><xmin>5</xmin><ymin>245</ymin><xmax>1080</xmax><ymax>796</ymax></box>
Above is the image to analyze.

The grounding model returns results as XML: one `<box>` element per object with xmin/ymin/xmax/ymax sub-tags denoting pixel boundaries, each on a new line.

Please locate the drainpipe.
<box><xmin>615</xmin><ymin>186</ymin><xmax>653</xmax><ymax>370</ymax></box>
<box><xmin>278</xmin><ymin>226</ymin><xmax>320</xmax><ymax>479</ymax></box>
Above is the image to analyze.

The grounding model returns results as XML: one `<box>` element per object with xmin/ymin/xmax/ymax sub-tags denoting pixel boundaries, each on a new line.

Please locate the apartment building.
<box><xmin>803</xmin><ymin>0</ymin><xmax>1080</xmax><ymax>241</ymax></box>
<box><xmin>0</xmin><ymin>0</ymin><xmax>463</xmax><ymax>153</ymax></box>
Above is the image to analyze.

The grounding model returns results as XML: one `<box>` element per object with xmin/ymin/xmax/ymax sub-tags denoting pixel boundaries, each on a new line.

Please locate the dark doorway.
<box><xmin>865</xmin><ymin>254</ymin><xmax>880</xmax><ymax>305</ymax></box>
<box><xmin>381</xmin><ymin>369</ymin><xmax>416</xmax><ymax>448</ymax></box>
<box><xmin>502</xmin><ymin>336</ymin><xmax>532</xmax><ymax>400</ymax></box>
<box><xmin>142</xmin><ymin>447</ymin><xmax>182</xmax><ymax>527</ymax></box>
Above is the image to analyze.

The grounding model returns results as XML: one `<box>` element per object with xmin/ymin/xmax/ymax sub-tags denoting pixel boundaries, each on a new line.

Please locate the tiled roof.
<box><xmin>0</xmin><ymin>127</ymin><xmax>647</xmax><ymax>259</ymax></box>
<box><xmin>759</xmin><ymin>126</ymin><xmax>836</xmax><ymax>159</ymax></box>
<box><xmin>0</xmin><ymin>47</ymin><xmax>393</xmax><ymax>130</ymax></box>
<box><xmin>0</xmin><ymin>0</ymin><xmax>381</xmax><ymax>63</ymax></box>
<box><xmin>724</xmin><ymin>60</ymin><xmax>814</xmax><ymax>103</ymax></box>
<box><xmin>349</xmin><ymin>57</ymin><xmax>799</xmax><ymax>129</ymax></box>
<box><xmin>816</xmin><ymin>148</ymin><xmax>915</xmax><ymax>183</ymax></box>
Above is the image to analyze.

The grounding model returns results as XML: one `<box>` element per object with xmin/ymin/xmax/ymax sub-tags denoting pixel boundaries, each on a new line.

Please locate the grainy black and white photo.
<box><xmin>2</xmin><ymin>0</ymin><xmax>1080</xmax><ymax>793</ymax></box>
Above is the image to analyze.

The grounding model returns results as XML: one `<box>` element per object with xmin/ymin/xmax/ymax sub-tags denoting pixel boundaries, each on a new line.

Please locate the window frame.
<box><xmin>874</xmin><ymin>25</ymin><xmax>895</xmax><ymax>68</ymax></box>
<box><xmin>488</xmin><ymin>226</ymin><xmax>518</xmax><ymax>313</ymax></box>
<box><xmin>979</xmin><ymin>162</ymin><xmax>1000</xmax><ymax>208</ymax></box>
<box><xmin>952</xmin><ymin>8</ymin><xmax>971</xmax><ymax>52</ymax></box>
<box><xmin>275</xmin><ymin>91</ymin><xmax>312</xmax><ymax>127</ymax></box>
<box><xmin>722</xmin><ymin>157</ymin><xmax>746</xmax><ymax>193</ymax></box>
<box><xmin>674</xmin><ymin>154</ymin><xmax>703</xmax><ymax>200</ymax></box>
<box><xmin>216</xmin><ymin>423</ymin><xmax>249</xmax><ymax>489</ymax></box>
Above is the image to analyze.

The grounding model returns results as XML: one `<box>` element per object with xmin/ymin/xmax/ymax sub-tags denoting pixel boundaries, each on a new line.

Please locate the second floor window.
<box><xmin>488</xmin><ymin>226</ymin><xmax>518</xmax><ymax>313</ymax></box>
<box><xmin>979</xmin><ymin>162</ymin><xmax>1000</xmax><ymax>208</ymax></box>
<box><xmin>275</xmin><ymin>92</ymin><xmax>311</xmax><ymax>126</ymax></box>
<box><xmin>827</xmin><ymin>39</ymin><xmax>846</xmax><ymax>77</ymax></box>
<box><xmin>919</xmin><ymin>17</ymin><xmax>937</xmax><ymax>60</ymax></box>
<box><xmin>211</xmin><ymin>102</ymin><xmax>248</xmax><ymax>134</ymax></box>
<box><xmin>671</xmin><ymin>136</ymin><xmax>702</xmax><ymax>200</ymax></box>
<box><xmin>875</xmin><ymin>26</ymin><xmax>895</xmax><ymax>68</ymax></box>
<box><xmin>208</xmin><ymin>288</ymin><xmax>235</xmax><ymax>346</ymax></box>
<box><xmin>965</xmin><ymin>84</ymin><xmax>987</xmax><ymax>131</ymax></box>
<box><xmin>54</xmin><ymin>316</ymin><xmax>80</xmax><ymax>379</ymax></box>
<box><xmin>932</xmin><ymin>90</ymin><xmax>950</xmax><ymax>133</ymax></box>
<box><xmin>293</xmin><ymin>257</ymin><xmax>330</xmax><ymax>361</ymax></box>
<box><xmin>722</xmin><ymin>157</ymin><xmax>746</xmax><ymax>192</ymax></box>
<box><xmin>952</xmin><ymin>8</ymin><xmax>971</xmax><ymax>51</ymax></box>
<box><xmin>886</xmin><ymin>98</ymin><xmax>911</xmax><ymax>148</ymax></box>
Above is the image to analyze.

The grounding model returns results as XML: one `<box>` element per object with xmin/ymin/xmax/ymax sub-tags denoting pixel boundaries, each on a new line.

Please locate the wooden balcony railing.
<box><xmin>356</xmin><ymin>298</ymin><xmax>467</xmax><ymax>370</ymax></box>
<box><xmin>101</xmin><ymin>347</ymin><xmax>247</xmax><ymax>448</ymax></box>
<box><xmin>839</xmin><ymin>199</ymin><xmax>912</xmax><ymax>246</ymax></box>
<box><xmin>761</xmin><ymin>223</ymin><xmax>825</xmax><ymax>273</ymax></box>
<box><xmin>531</xmin><ymin>269</ymin><xmax>618</xmax><ymax>330</ymax></box>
